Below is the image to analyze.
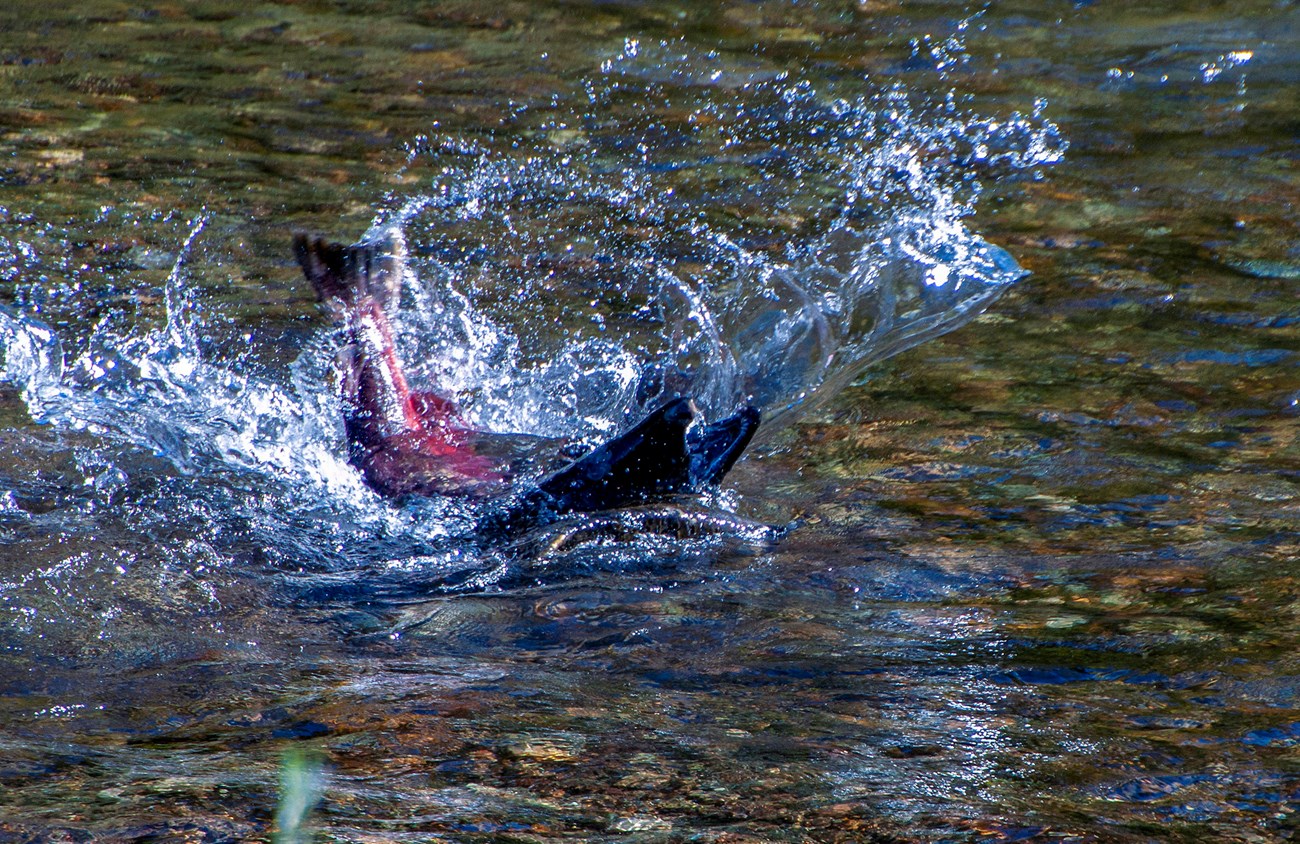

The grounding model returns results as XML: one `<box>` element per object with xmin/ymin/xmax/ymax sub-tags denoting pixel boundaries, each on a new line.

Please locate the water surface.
<box><xmin>1</xmin><ymin>1</ymin><xmax>1298</xmax><ymax>842</ymax></box>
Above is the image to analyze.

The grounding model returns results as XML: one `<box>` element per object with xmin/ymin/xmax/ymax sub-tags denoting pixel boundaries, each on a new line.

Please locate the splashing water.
<box><xmin>372</xmin><ymin>54</ymin><xmax>1061</xmax><ymax>444</ymax></box>
<box><xmin>2</xmin><ymin>216</ymin><xmax>375</xmax><ymax>507</ymax></box>
<box><xmin>0</xmin><ymin>53</ymin><xmax>1064</xmax><ymax>602</ymax></box>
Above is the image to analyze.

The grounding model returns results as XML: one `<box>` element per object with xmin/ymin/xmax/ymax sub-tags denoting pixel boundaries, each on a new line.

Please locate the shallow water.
<box><xmin>1</xmin><ymin>1</ymin><xmax>1298</xmax><ymax>842</ymax></box>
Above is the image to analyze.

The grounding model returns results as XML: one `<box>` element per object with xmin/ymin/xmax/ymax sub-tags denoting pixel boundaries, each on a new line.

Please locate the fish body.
<box><xmin>294</xmin><ymin>234</ymin><xmax>500</xmax><ymax>496</ymax></box>
<box><xmin>293</xmin><ymin>234</ymin><xmax>759</xmax><ymax>530</ymax></box>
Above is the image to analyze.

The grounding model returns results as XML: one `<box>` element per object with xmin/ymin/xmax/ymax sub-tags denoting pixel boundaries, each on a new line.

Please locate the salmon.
<box><xmin>293</xmin><ymin>234</ymin><xmax>760</xmax><ymax>531</ymax></box>
<box><xmin>294</xmin><ymin>233</ymin><xmax>501</xmax><ymax>497</ymax></box>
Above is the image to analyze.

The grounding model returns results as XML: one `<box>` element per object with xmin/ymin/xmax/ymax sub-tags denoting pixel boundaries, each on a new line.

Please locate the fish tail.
<box><xmin>292</xmin><ymin>232</ymin><xmax>404</xmax><ymax>321</ymax></box>
<box><xmin>295</xmin><ymin>233</ymin><xmax>486</xmax><ymax>495</ymax></box>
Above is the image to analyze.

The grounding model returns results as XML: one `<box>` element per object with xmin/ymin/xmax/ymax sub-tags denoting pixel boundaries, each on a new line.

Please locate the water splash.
<box><xmin>0</xmin><ymin>217</ymin><xmax>380</xmax><ymax>505</ymax></box>
<box><xmin>367</xmin><ymin>64</ymin><xmax>1062</xmax><ymax>444</ymax></box>
<box><xmin>0</xmin><ymin>54</ymin><xmax>1064</xmax><ymax>601</ymax></box>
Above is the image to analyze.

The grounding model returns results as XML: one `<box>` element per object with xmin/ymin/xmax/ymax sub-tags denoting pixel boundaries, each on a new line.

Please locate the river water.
<box><xmin>1</xmin><ymin>2</ymin><xmax>1297</xmax><ymax>842</ymax></box>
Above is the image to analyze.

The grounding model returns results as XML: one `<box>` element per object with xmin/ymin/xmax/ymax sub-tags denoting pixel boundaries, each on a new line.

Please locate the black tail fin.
<box><xmin>477</xmin><ymin>399</ymin><xmax>760</xmax><ymax>539</ymax></box>
<box><xmin>535</xmin><ymin>397</ymin><xmax>697</xmax><ymax>511</ymax></box>
<box><xmin>292</xmin><ymin>233</ymin><xmax>403</xmax><ymax>321</ymax></box>
<box><xmin>688</xmin><ymin>405</ymin><xmax>761</xmax><ymax>486</ymax></box>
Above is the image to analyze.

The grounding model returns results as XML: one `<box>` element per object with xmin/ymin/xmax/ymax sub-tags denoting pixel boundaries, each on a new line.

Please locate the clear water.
<box><xmin>0</xmin><ymin>2</ymin><xmax>1297</xmax><ymax>842</ymax></box>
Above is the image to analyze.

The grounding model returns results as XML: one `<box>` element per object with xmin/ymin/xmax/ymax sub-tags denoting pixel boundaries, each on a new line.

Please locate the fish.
<box><xmin>293</xmin><ymin>234</ymin><xmax>760</xmax><ymax>535</ymax></box>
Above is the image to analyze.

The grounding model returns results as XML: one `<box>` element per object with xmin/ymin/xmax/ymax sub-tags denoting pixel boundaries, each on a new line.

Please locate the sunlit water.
<box><xmin>1</xmin><ymin>2</ymin><xmax>1297</xmax><ymax>842</ymax></box>
<box><xmin>0</xmin><ymin>40</ymin><xmax>1055</xmax><ymax>586</ymax></box>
